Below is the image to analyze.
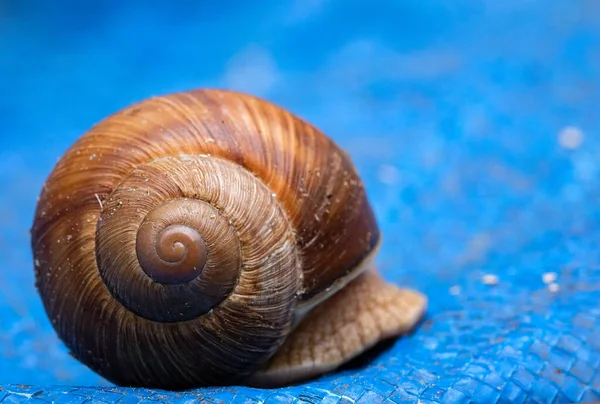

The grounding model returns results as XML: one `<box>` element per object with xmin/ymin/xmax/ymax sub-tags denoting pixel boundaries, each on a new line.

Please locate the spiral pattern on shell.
<box><xmin>31</xmin><ymin>89</ymin><xmax>380</xmax><ymax>389</ymax></box>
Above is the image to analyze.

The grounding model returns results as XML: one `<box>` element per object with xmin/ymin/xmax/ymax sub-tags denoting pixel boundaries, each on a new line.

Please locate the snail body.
<box><xmin>31</xmin><ymin>89</ymin><xmax>426</xmax><ymax>389</ymax></box>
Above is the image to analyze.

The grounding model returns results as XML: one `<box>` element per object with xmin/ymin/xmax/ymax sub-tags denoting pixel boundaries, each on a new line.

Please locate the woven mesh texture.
<box><xmin>2</xmin><ymin>1</ymin><xmax>600</xmax><ymax>402</ymax></box>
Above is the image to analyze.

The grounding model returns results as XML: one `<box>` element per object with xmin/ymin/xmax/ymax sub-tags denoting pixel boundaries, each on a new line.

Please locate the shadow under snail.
<box><xmin>30</xmin><ymin>88</ymin><xmax>427</xmax><ymax>390</ymax></box>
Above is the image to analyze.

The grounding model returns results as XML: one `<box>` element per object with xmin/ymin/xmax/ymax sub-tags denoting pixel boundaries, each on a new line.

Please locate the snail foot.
<box><xmin>247</xmin><ymin>269</ymin><xmax>427</xmax><ymax>387</ymax></box>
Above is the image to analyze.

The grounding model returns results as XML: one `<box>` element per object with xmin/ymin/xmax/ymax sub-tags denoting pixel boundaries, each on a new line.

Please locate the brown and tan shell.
<box><xmin>30</xmin><ymin>88</ymin><xmax>380</xmax><ymax>389</ymax></box>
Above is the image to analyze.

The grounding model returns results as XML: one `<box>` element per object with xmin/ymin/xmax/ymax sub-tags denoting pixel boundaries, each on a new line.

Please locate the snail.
<box><xmin>30</xmin><ymin>88</ymin><xmax>427</xmax><ymax>390</ymax></box>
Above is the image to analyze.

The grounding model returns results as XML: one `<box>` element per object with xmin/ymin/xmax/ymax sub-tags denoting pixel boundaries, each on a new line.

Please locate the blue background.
<box><xmin>1</xmin><ymin>0</ymin><xmax>600</xmax><ymax>402</ymax></box>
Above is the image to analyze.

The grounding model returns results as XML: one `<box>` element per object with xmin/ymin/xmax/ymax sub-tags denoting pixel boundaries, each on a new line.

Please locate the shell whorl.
<box><xmin>30</xmin><ymin>89</ymin><xmax>380</xmax><ymax>389</ymax></box>
<box><xmin>136</xmin><ymin>203</ymin><xmax>210</xmax><ymax>286</ymax></box>
<box><xmin>94</xmin><ymin>155</ymin><xmax>298</xmax><ymax>324</ymax></box>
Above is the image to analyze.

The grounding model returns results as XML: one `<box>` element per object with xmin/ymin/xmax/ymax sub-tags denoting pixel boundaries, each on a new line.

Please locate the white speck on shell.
<box><xmin>95</xmin><ymin>194</ymin><xmax>103</xmax><ymax>209</ymax></box>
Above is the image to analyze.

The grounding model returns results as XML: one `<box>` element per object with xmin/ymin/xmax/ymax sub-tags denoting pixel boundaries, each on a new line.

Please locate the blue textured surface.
<box><xmin>2</xmin><ymin>0</ymin><xmax>600</xmax><ymax>402</ymax></box>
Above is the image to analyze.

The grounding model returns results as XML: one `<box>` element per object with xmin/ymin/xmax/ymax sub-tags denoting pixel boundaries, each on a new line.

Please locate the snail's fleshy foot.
<box><xmin>247</xmin><ymin>270</ymin><xmax>427</xmax><ymax>387</ymax></box>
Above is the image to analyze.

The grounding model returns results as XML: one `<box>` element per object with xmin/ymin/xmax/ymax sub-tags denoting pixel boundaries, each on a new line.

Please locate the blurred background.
<box><xmin>1</xmin><ymin>0</ymin><xmax>600</xmax><ymax>401</ymax></box>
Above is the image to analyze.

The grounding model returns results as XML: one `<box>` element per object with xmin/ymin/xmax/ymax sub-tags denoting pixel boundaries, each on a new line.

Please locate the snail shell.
<box><xmin>31</xmin><ymin>89</ymin><xmax>385</xmax><ymax>389</ymax></box>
